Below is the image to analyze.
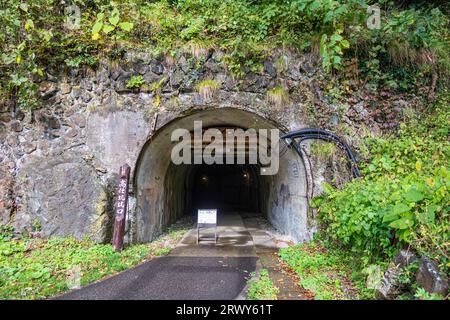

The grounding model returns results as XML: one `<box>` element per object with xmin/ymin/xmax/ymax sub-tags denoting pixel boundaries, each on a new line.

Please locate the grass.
<box><xmin>0</xmin><ymin>220</ymin><xmax>192</xmax><ymax>300</ymax></box>
<box><xmin>279</xmin><ymin>242</ymin><xmax>376</xmax><ymax>300</ymax></box>
<box><xmin>266</xmin><ymin>86</ymin><xmax>289</xmax><ymax>107</ymax></box>
<box><xmin>196</xmin><ymin>79</ymin><xmax>220</xmax><ymax>100</ymax></box>
<box><xmin>247</xmin><ymin>269</ymin><xmax>279</xmax><ymax>300</ymax></box>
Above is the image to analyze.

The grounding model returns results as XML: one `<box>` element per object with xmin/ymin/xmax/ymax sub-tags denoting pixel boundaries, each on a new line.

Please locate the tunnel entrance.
<box><xmin>190</xmin><ymin>164</ymin><xmax>259</xmax><ymax>214</ymax></box>
<box><xmin>163</xmin><ymin>160</ymin><xmax>269</xmax><ymax>226</ymax></box>
<box><xmin>134</xmin><ymin>108</ymin><xmax>311</xmax><ymax>244</ymax></box>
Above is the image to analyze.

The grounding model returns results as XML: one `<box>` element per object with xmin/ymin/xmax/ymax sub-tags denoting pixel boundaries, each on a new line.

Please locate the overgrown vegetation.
<box><xmin>312</xmin><ymin>91</ymin><xmax>449</xmax><ymax>271</ymax></box>
<box><xmin>1</xmin><ymin>1</ymin><xmax>448</xmax><ymax>110</ymax></box>
<box><xmin>247</xmin><ymin>269</ymin><xmax>279</xmax><ymax>300</ymax></box>
<box><xmin>279</xmin><ymin>242</ymin><xmax>375</xmax><ymax>299</ymax></box>
<box><xmin>0</xmin><ymin>220</ymin><xmax>192</xmax><ymax>299</ymax></box>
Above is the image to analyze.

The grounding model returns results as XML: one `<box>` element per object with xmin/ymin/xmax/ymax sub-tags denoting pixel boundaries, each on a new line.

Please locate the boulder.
<box><xmin>416</xmin><ymin>257</ymin><xmax>448</xmax><ymax>296</ymax></box>
<box><xmin>393</xmin><ymin>249</ymin><xmax>418</xmax><ymax>268</ymax></box>
<box><xmin>377</xmin><ymin>266</ymin><xmax>404</xmax><ymax>299</ymax></box>
<box><xmin>377</xmin><ymin>249</ymin><xmax>418</xmax><ymax>299</ymax></box>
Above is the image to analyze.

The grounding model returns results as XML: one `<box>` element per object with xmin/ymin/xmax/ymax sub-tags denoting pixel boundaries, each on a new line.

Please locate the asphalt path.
<box><xmin>57</xmin><ymin>212</ymin><xmax>259</xmax><ymax>300</ymax></box>
<box><xmin>57</xmin><ymin>255</ymin><xmax>257</xmax><ymax>300</ymax></box>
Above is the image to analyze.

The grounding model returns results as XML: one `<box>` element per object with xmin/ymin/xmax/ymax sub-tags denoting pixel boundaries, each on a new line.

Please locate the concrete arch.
<box><xmin>132</xmin><ymin>107</ymin><xmax>312</xmax><ymax>243</ymax></box>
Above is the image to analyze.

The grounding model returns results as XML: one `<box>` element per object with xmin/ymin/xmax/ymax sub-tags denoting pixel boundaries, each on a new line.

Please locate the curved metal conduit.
<box><xmin>280</xmin><ymin>128</ymin><xmax>361</xmax><ymax>178</ymax></box>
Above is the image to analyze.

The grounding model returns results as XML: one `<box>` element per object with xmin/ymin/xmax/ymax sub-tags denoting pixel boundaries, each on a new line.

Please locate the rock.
<box><xmin>377</xmin><ymin>266</ymin><xmax>404</xmax><ymax>299</ymax></box>
<box><xmin>81</xmin><ymin>79</ymin><xmax>93</xmax><ymax>91</ymax></box>
<box><xmin>143</xmin><ymin>72</ymin><xmax>162</xmax><ymax>85</ymax></box>
<box><xmin>65</xmin><ymin>128</ymin><xmax>78</xmax><ymax>138</ymax></box>
<box><xmin>136</xmin><ymin>64</ymin><xmax>150</xmax><ymax>75</ymax></box>
<box><xmin>22</xmin><ymin>142</ymin><xmax>37</xmax><ymax>154</ymax></box>
<box><xmin>151</xmin><ymin>62</ymin><xmax>164</xmax><ymax>75</ymax></box>
<box><xmin>416</xmin><ymin>257</ymin><xmax>448</xmax><ymax>296</ymax></box>
<box><xmin>36</xmin><ymin>112</ymin><xmax>61</xmax><ymax>130</ymax></box>
<box><xmin>287</xmin><ymin>64</ymin><xmax>302</xmax><ymax>81</ymax></box>
<box><xmin>377</xmin><ymin>249</ymin><xmax>419</xmax><ymax>299</ymax></box>
<box><xmin>110</xmin><ymin>67</ymin><xmax>123</xmax><ymax>81</ymax></box>
<box><xmin>10</xmin><ymin>121</ymin><xmax>23</xmax><ymax>132</ymax></box>
<box><xmin>68</xmin><ymin>68</ymin><xmax>79</xmax><ymax>77</ymax></box>
<box><xmin>81</xmin><ymin>92</ymin><xmax>92</xmax><ymax>103</ymax></box>
<box><xmin>47</xmin><ymin>116</ymin><xmax>61</xmax><ymax>129</ymax></box>
<box><xmin>15</xmin><ymin>111</ymin><xmax>25</xmax><ymax>121</ymax></box>
<box><xmin>393</xmin><ymin>249</ymin><xmax>418</xmax><ymax>268</ymax></box>
<box><xmin>169</xmin><ymin>70</ymin><xmax>184</xmax><ymax>89</ymax></box>
<box><xmin>6</xmin><ymin>135</ymin><xmax>19</xmax><ymax>147</ymax></box>
<box><xmin>71</xmin><ymin>87</ymin><xmax>81</xmax><ymax>99</ymax></box>
<box><xmin>0</xmin><ymin>113</ymin><xmax>12</xmax><ymax>123</ymax></box>
<box><xmin>96</xmin><ymin>167</ymin><xmax>107</xmax><ymax>174</ymax></box>
<box><xmin>300</xmin><ymin>61</ymin><xmax>315</xmax><ymax>74</ymax></box>
<box><xmin>64</xmin><ymin>108</ymin><xmax>75</xmax><ymax>118</ymax></box>
<box><xmin>117</xmin><ymin>71</ymin><xmax>131</xmax><ymax>83</ymax></box>
<box><xmin>264</xmin><ymin>61</ymin><xmax>277</xmax><ymax>77</ymax></box>
<box><xmin>60</xmin><ymin>83</ymin><xmax>72</xmax><ymax>95</ymax></box>
<box><xmin>71</xmin><ymin>114</ymin><xmax>86</xmax><ymax>128</ymax></box>
<box><xmin>39</xmin><ymin>81</ymin><xmax>58</xmax><ymax>99</ymax></box>
<box><xmin>178</xmin><ymin>56</ymin><xmax>190</xmax><ymax>73</ymax></box>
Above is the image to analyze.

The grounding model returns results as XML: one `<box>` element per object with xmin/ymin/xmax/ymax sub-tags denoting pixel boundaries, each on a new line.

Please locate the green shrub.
<box><xmin>313</xmin><ymin>93</ymin><xmax>450</xmax><ymax>267</ymax></box>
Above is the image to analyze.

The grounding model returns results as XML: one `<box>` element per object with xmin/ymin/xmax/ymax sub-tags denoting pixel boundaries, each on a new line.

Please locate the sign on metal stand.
<box><xmin>112</xmin><ymin>164</ymin><xmax>131</xmax><ymax>252</ymax></box>
<box><xmin>197</xmin><ymin>209</ymin><xmax>217</xmax><ymax>244</ymax></box>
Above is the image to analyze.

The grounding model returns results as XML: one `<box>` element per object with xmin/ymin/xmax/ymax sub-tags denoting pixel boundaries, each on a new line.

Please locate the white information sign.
<box><xmin>197</xmin><ymin>209</ymin><xmax>217</xmax><ymax>224</ymax></box>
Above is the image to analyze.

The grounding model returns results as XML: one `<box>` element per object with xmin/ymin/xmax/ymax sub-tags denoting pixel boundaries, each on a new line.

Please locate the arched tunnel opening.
<box><xmin>190</xmin><ymin>164</ymin><xmax>260</xmax><ymax>213</ymax></box>
<box><xmin>165</xmin><ymin>161</ymin><xmax>272</xmax><ymax>223</ymax></box>
<box><xmin>134</xmin><ymin>108</ymin><xmax>311</xmax><ymax>244</ymax></box>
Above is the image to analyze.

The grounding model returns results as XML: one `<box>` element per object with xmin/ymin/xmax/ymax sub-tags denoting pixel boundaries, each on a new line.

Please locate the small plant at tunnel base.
<box><xmin>170</xmin><ymin>121</ymin><xmax>280</xmax><ymax>175</ymax></box>
<box><xmin>196</xmin><ymin>79</ymin><xmax>220</xmax><ymax>100</ymax></box>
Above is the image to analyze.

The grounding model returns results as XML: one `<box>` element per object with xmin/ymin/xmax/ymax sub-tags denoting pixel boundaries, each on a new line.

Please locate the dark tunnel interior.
<box><xmin>190</xmin><ymin>164</ymin><xmax>261</xmax><ymax>215</ymax></box>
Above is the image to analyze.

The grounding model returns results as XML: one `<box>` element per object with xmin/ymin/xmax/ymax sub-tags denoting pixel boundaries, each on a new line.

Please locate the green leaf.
<box><xmin>102</xmin><ymin>24</ymin><xmax>115</xmax><ymax>34</ymax></box>
<box><xmin>330</xmin><ymin>34</ymin><xmax>343</xmax><ymax>43</ymax></box>
<box><xmin>404</xmin><ymin>188</ymin><xmax>424</xmax><ymax>203</ymax></box>
<box><xmin>109</xmin><ymin>8</ymin><xmax>120</xmax><ymax>26</ymax></box>
<box><xmin>333</xmin><ymin>55</ymin><xmax>341</xmax><ymax>65</ymax></box>
<box><xmin>340</xmin><ymin>39</ymin><xmax>350</xmax><ymax>49</ymax></box>
<box><xmin>118</xmin><ymin>22</ymin><xmax>134</xmax><ymax>32</ymax></box>
<box><xmin>418</xmin><ymin>205</ymin><xmax>437</xmax><ymax>225</ymax></box>
<box><xmin>92</xmin><ymin>21</ymin><xmax>103</xmax><ymax>35</ymax></box>
<box><xmin>19</xmin><ymin>3</ymin><xmax>29</xmax><ymax>12</ymax></box>
<box><xmin>25</xmin><ymin>19</ymin><xmax>34</xmax><ymax>30</ymax></box>
<box><xmin>383</xmin><ymin>212</ymin><xmax>399</xmax><ymax>223</ymax></box>
<box><xmin>392</xmin><ymin>203</ymin><xmax>410</xmax><ymax>215</ymax></box>
<box><xmin>389</xmin><ymin>217</ymin><xmax>414</xmax><ymax>229</ymax></box>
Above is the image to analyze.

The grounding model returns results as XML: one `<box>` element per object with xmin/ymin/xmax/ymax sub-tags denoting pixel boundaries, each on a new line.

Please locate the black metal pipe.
<box><xmin>281</xmin><ymin>128</ymin><xmax>361</xmax><ymax>178</ymax></box>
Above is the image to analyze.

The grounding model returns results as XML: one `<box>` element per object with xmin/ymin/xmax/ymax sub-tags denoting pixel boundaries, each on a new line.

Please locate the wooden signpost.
<box><xmin>112</xmin><ymin>164</ymin><xmax>131</xmax><ymax>252</ymax></box>
<box><xmin>197</xmin><ymin>209</ymin><xmax>217</xmax><ymax>244</ymax></box>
